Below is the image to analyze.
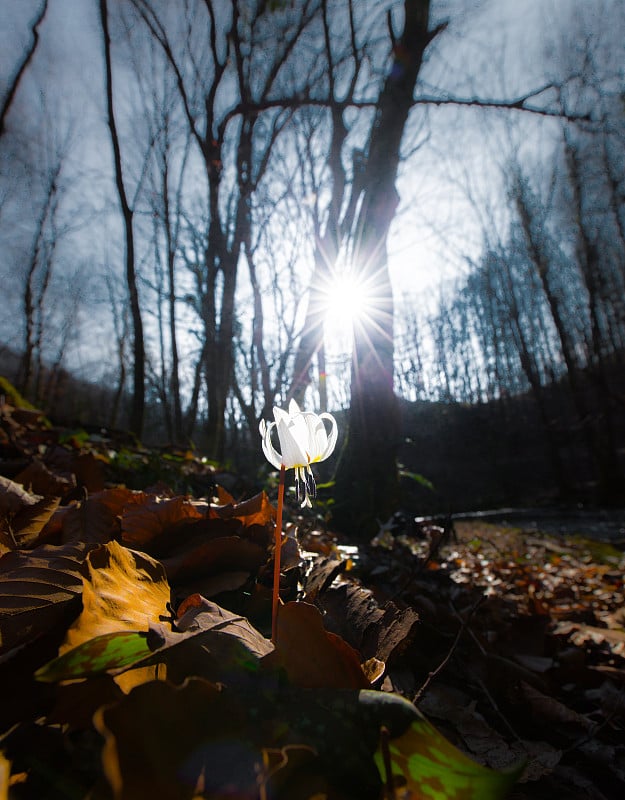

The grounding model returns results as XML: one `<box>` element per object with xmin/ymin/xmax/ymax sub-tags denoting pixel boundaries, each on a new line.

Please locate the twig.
<box><xmin>475</xmin><ymin>675</ymin><xmax>522</xmax><ymax>742</ymax></box>
<box><xmin>447</xmin><ymin>603</ymin><xmax>523</xmax><ymax>741</ymax></box>
<box><xmin>413</xmin><ymin>596</ymin><xmax>484</xmax><ymax>703</ymax></box>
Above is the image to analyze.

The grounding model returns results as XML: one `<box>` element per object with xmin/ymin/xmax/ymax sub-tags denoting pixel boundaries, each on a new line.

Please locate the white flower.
<box><xmin>259</xmin><ymin>399</ymin><xmax>338</xmax><ymax>507</ymax></box>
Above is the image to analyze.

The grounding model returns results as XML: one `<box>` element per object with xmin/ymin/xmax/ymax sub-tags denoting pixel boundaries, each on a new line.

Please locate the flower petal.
<box><xmin>260</xmin><ymin>420</ymin><xmax>283</xmax><ymax>470</ymax></box>
<box><xmin>318</xmin><ymin>413</ymin><xmax>338</xmax><ymax>459</ymax></box>
<box><xmin>276</xmin><ymin>418</ymin><xmax>308</xmax><ymax>468</ymax></box>
<box><xmin>300</xmin><ymin>413</ymin><xmax>326</xmax><ymax>460</ymax></box>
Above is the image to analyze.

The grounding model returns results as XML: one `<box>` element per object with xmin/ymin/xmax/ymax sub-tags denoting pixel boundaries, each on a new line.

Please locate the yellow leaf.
<box><xmin>59</xmin><ymin>541</ymin><xmax>171</xmax><ymax>691</ymax></box>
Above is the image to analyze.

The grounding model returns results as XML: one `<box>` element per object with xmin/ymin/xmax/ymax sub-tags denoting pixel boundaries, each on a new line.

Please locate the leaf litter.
<box><xmin>0</xmin><ymin>401</ymin><xmax>624</xmax><ymax>798</ymax></box>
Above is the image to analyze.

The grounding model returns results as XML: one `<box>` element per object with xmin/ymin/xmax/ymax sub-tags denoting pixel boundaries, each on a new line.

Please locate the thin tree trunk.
<box><xmin>100</xmin><ymin>0</ymin><xmax>145</xmax><ymax>438</ymax></box>
<box><xmin>162</xmin><ymin>159</ymin><xmax>183</xmax><ymax>442</ymax></box>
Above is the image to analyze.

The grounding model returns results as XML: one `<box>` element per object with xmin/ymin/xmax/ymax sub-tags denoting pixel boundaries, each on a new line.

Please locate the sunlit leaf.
<box><xmin>371</xmin><ymin>693</ymin><xmax>522</xmax><ymax>800</ymax></box>
<box><xmin>35</xmin><ymin>630</ymin><xmax>153</xmax><ymax>682</ymax></box>
<box><xmin>56</xmin><ymin>540</ymin><xmax>171</xmax><ymax>690</ymax></box>
<box><xmin>0</xmin><ymin>750</ymin><xmax>11</xmax><ymax>800</ymax></box>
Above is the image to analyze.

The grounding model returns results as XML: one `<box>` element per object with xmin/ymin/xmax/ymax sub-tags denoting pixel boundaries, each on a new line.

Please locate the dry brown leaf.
<box><xmin>209</xmin><ymin>491</ymin><xmax>275</xmax><ymax>528</ymax></box>
<box><xmin>173</xmin><ymin>594</ymin><xmax>272</xmax><ymax>658</ymax></box>
<box><xmin>0</xmin><ymin>540</ymin><xmax>91</xmax><ymax>655</ymax></box>
<box><xmin>10</xmin><ymin>496</ymin><xmax>60</xmax><ymax>548</ymax></box>
<box><xmin>43</xmin><ymin>447</ymin><xmax>105</xmax><ymax>493</ymax></box>
<box><xmin>301</xmin><ymin>554</ymin><xmax>346</xmax><ymax>601</ymax></box>
<box><xmin>61</xmin><ymin>495</ymin><xmax>120</xmax><ymax>545</ymax></box>
<box><xmin>121</xmin><ymin>495</ymin><xmax>204</xmax><ymax>549</ymax></box>
<box><xmin>161</xmin><ymin>535</ymin><xmax>267</xmax><ymax>584</ymax></box>
<box><xmin>0</xmin><ymin>750</ymin><xmax>10</xmax><ymax>800</ymax></box>
<box><xmin>518</xmin><ymin>680</ymin><xmax>595</xmax><ymax>733</ymax></box>
<box><xmin>14</xmin><ymin>459</ymin><xmax>75</xmax><ymax>498</ymax></box>
<box><xmin>262</xmin><ymin>601</ymin><xmax>371</xmax><ymax>689</ymax></box>
<box><xmin>317</xmin><ymin>582</ymin><xmax>419</xmax><ymax>662</ymax></box>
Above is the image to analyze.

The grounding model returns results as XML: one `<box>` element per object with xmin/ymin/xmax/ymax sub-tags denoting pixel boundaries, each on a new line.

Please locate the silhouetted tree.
<box><xmin>99</xmin><ymin>0</ymin><xmax>146</xmax><ymax>438</ymax></box>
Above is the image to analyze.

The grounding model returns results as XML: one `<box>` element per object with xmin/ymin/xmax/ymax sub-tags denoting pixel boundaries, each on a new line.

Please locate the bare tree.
<box><xmin>129</xmin><ymin>0</ymin><xmax>320</xmax><ymax>459</ymax></box>
<box><xmin>99</xmin><ymin>0</ymin><xmax>146</xmax><ymax>437</ymax></box>
<box><xmin>0</xmin><ymin>0</ymin><xmax>49</xmax><ymax>137</ymax></box>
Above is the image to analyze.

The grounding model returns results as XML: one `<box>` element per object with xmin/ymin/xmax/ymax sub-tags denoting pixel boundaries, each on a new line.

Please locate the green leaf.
<box><xmin>35</xmin><ymin>631</ymin><xmax>153</xmax><ymax>683</ymax></box>
<box><xmin>374</xmin><ymin>711</ymin><xmax>522</xmax><ymax>799</ymax></box>
<box><xmin>399</xmin><ymin>469</ymin><xmax>435</xmax><ymax>491</ymax></box>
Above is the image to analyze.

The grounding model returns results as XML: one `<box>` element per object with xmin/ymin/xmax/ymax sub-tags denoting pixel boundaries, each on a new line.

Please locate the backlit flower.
<box><xmin>259</xmin><ymin>399</ymin><xmax>338</xmax><ymax>507</ymax></box>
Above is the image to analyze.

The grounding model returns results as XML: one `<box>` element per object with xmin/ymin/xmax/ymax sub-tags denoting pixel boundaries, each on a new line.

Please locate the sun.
<box><xmin>323</xmin><ymin>272</ymin><xmax>369</xmax><ymax>333</ymax></box>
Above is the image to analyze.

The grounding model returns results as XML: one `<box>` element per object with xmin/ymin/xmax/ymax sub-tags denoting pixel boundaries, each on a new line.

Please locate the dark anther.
<box><xmin>305</xmin><ymin>470</ymin><xmax>316</xmax><ymax>498</ymax></box>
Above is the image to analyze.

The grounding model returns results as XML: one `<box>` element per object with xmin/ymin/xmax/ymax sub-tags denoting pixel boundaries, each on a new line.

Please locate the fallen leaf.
<box><xmin>121</xmin><ymin>495</ymin><xmax>204</xmax><ymax>550</ymax></box>
<box><xmin>0</xmin><ymin>541</ymin><xmax>91</xmax><ymax>655</ymax></box>
<box><xmin>0</xmin><ymin>751</ymin><xmax>10</xmax><ymax>800</ymax></box>
<box><xmin>14</xmin><ymin>459</ymin><xmax>74</xmax><ymax>498</ymax></box>
<box><xmin>317</xmin><ymin>582</ymin><xmax>420</xmax><ymax>662</ymax></box>
<box><xmin>58</xmin><ymin>541</ymin><xmax>171</xmax><ymax>690</ymax></box>
<box><xmin>302</xmin><ymin>554</ymin><xmax>347</xmax><ymax>601</ymax></box>
<box><xmin>209</xmin><ymin>491</ymin><xmax>275</xmax><ymax>528</ymax></box>
<box><xmin>517</xmin><ymin>680</ymin><xmax>595</xmax><ymax>733</ymax></box>
<box><xmin>262</xmin><ymin>601</ymin><xmax>371</xmax><ymax>689</ymax></box>
<box><xmin>161</xmin><ymin>535</ymin><xmax>267</xmax><ymax>584</ymax></box>
<box><xmin>60</xmin><ymin>541</ymin><xmax>171</xmax><ymax>654</ymax></box>
<box><xmin>367</xmin><ymin>691</ymin><xmax>523</xmax><ymax>800</ymax></box>
<box><xmin>10</xmin><ymin>496</ymin><xmax>60</xmax><ymax>548</ymax></box>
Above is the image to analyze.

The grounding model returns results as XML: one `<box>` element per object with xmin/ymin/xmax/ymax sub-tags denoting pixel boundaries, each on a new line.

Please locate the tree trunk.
<box><xmin>100</xmin><ymin>0</ymin><xmax>145</xmax><ymax>438</ymax></box>
<box><xmin>162</xmin><ymin>159</ymin><xmax>183</xmax><ymax>442</ymax></box>
<box><xmin>333</xmin><ymin>1</ymin><xmax>436</xmax><ymax>536</ymax></box>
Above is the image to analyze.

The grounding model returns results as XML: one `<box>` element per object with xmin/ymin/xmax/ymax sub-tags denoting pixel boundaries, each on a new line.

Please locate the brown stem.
<box><xmin>271</xmin><ymin>464</ymin><xmax>286</xmax><ymax>643</ymax></box>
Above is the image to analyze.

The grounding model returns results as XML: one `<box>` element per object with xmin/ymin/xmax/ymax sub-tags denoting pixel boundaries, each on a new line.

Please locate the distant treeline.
<box><xmin>3</xmin><ymin>345</ymin><xmax>624</xmax><ymax>514</ymax></box>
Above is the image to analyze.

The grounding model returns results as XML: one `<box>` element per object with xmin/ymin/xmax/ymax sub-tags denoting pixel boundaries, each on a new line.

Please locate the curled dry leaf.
<box><xmin>160</xmin><ymin>533</ymin><xmax>267</xmax><ymax>585</ymax></box>
<box><xmin>316</xmin><ymin>581</ymin><xmax>420</xmax><ymax>662</ymax></box>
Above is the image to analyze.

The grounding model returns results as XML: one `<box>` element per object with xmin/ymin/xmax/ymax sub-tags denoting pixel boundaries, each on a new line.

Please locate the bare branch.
<box><xmin>0</xmin><ymin>0</ymin><xmax>49</xmax><ymax>136</ymax></box>
<box><xmin>412</xmin><ymin>85</ymin><xmax>591</xmax><ymax>122</ymax></box>
<box><xmin>217</xmin><ymin>81</ymin><xmax>590</xmax><ymax>127</ymax></box>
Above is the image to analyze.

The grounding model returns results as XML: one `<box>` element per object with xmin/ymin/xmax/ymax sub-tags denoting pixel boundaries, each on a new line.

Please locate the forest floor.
<box><xmin>0</xmin><ymin>399</ymin><xmax>624</xmax><ymax>799</ymax></box>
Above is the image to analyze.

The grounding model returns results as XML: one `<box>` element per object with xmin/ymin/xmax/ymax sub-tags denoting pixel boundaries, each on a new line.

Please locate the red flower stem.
<box><xmin>271</xmin><ymin>464</ymin><xmax>286</xmax><ymax>643</ymax></box>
